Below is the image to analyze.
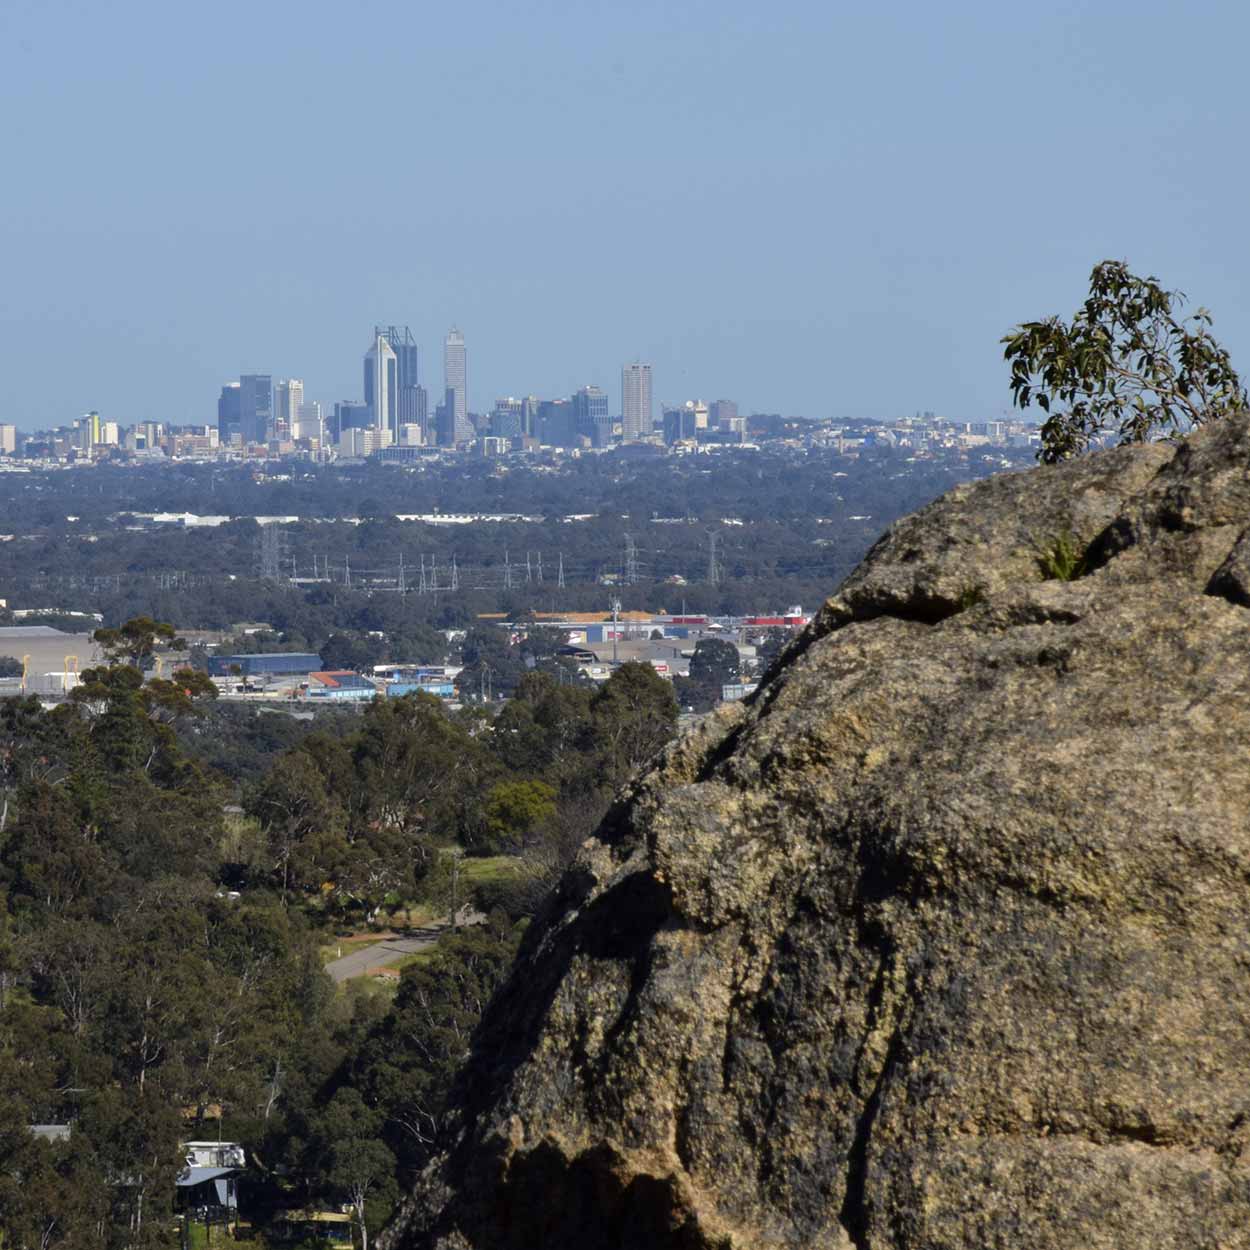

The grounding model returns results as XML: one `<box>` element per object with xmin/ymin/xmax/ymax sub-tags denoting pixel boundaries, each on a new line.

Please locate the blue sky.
<box><xmin>1</xmin><ymin>0</ymin><xmax>1246</xmax><ymax>428</ymax></box>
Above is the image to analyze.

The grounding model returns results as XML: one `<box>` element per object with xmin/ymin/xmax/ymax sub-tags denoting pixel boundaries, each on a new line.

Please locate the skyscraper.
<box><xmin>274</xmin><ymin>379</ymin><xmax>304</xmax><ymax>440</ymax></box>
<box><xmin>217</xmin><ymin>383</ymin><xmax>241</xmax><ymax>442</ymax></box>
<box><xmin>375</xmin><ymin>325</ymin><xmax>421</xmax><ymax>436</ymax></box>
<box><xmin>238</xmin><ymin>375</ymin><xmax>272</xmax><ymax>444</ymax></box>
<box><xmin>444</xmin><ymin>328</ymin><xmax>468</xmax><ymax>439</ymax></box>
<box><xmin>364</xmin><ymin>333</ymin><xmax>398</xmax><ymax>445</ymax></box>
<box><xmin>296</xmin><ymin>400</ymin><xmax>323</xmax><ymax>443</ymax></box>
<box><xmin>621</xmin><ymin>362</ymin><xmax>653</xmax><ymax>441</ymax></box>
<box><xmin>572</xmin><ymin>385</ymin><xmax>612</xmax><ymax>447</ymax></box>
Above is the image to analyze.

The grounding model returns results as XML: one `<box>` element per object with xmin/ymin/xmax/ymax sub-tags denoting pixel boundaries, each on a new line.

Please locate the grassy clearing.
<box><xmin>458</xmin><ymin>854</ymin><xmax>522</xmax><ymax>887</ymax></box>
<box><xmin>318</xmin><ymin>934</ymin><xmax>388</xmax><ymax>966</ymax></box>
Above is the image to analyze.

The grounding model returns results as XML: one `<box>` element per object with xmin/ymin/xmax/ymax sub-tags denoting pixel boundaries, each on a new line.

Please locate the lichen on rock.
<box><xmin>382</xmin><ymin>416</ymin><xmax>1250</xmax><ymax>1250</ymax></box>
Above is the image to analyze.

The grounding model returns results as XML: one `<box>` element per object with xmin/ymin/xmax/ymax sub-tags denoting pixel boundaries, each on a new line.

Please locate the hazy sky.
<box><xmin>2</xmin><ymin>0</ymin><xmax>1247</xmax><ymax>429</ymax></box>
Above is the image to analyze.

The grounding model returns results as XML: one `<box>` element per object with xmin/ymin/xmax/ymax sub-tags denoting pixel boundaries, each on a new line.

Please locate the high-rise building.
<box><xmin>295</xmin><ymin>400</ymin><xmax>323</xmax><ymax>443</ymax></box>
<box><xmin>444</xmin><ymin>328</ymin><xmax>468</xmax><ymax>438</ymax></box>
<box><xmin>217</xmin><ymin>383</ymin><xmax>242</xmax><ymax>441</ymax></box>
<box><xmin>538</xmin><ymin>398</ymin><xmax>576</xmax><ymax>448</ymax></box>
<box><xmin>274</xmin><ymin>379</ymin><xmax>304</xmax><ymax>441</ymax></box>
<box><xmin>710</xmin><ymin>399</ymin><xmax>738</xmax><ymax>428</ymax></box>
<box><xmin>364</xmin><ymin>333</ymin><xmax>398</xmax><ymax>445</ymax></box>
<box><xmin>375</xmin><ymin>325</ymin><xmax>422</xmax><ymax>437</ymax></box>
<box><xmin>332</xmin><ymin>401</ymin><xmax>371</xmax><ymax>443</ymax></box>
<box><xmin>435</xmin><ymin>387</ymin><xmax>462</xmax><ymax>447</ymax></box>
<box><xmin>572</xmin><ymin>385</ymin><xmax>612</xmax><ymax>448</ymax></box>
<box><xmin>0</xmin><ymin>424</ymin><xmax>16</xmax><ymax>455</ymax></box>
<box><xmin>621</xmin><ymin>363</ymin><xmax>653</xmax><ymax>441</ymax></box>
<box><xmin>490</xmin><ymin>397</ymin><xmax>525</xmax><ymax>440</ymax></box>
<box><xmin>238</xmin><ymin>375</ymin><xmax>272</xmax><ymax>444</ymax></box>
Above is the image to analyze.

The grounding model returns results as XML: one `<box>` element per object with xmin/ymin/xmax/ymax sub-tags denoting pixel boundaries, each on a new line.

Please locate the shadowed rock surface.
<box><xmin>382</xmin><ymin>418</ymin><xmax>1250</xmax><ymax>1250</ymax></box>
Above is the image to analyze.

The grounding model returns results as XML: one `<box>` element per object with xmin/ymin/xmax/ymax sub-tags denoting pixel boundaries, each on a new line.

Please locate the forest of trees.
<box><xmin>0</xmin><ymin>623</ymin><xmax>679</xmax><ymax>1248</ymax></box>
<box><xmin>0</xmin><ymin>443</ymin><xmax>1030</xmax><ymax>642</ymax></box>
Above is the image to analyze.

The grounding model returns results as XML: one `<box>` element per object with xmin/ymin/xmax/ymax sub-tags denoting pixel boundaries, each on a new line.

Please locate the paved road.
<box><xmin>325</xmin><ymin>911</ymin><xmax>485</xmax><ymax>983</ymax></box>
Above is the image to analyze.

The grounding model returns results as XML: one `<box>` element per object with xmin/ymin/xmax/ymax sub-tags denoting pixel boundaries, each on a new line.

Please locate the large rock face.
<box><xmin>385</xmin><ymin>419</ymin><xmax>1250</xmax><ymax>1250</ymax></box>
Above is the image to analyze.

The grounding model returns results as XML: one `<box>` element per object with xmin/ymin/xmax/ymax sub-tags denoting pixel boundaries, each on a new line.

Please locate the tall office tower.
<box><xmin>218</xmin><ymin>382</ymin><xmax>242</xmax><ymax>441</ymax></box>
<box><xmin>444</xmin><ymin>328</ymin><xmax>467</xmax><ymax>437</ymax></box>
<box><xmin>572</xmin><ymin>385</ymin><xmax>611</xmax><ymax>447</ymax></box>
<box><xmin>538</xmin><ymin>398</ymin><xmax>576</xmax><ymax>448</ymax></box>
<box><xmin>621</xmin><ymin>363</ymin><xmax>653</xmax><ymax>441</ymax></box>
<box><xmin>238</xmin><ymin>375</ymin><xmax>273</xmax><ymax>444</ymax></box>
<box><xmin>296</xmin><ymin>400</ymin><xmax>323</xmax><ymax>443</ymax></box>
<box><xmin>435</xmin><ymin>387</ymin><xmax>463</xmax><ymax>447</ymax></box>
<box><xmin>0</xmin><ymin>424</ymin><xmax>15</xmax><ymax>454</ymax></box>
<box><xmin>521</xmin><ymin>395</ymin><xmax>540</xmax><ymax>438</ymax></box>
<box><xmin>273</xmin><ymin>379</ymin><xmax>304</xmax><ymax>440</ymax></box>
<box><xmin>364</xmin><ymin>332</ymin><xmax>398</xmax><ymax>445</ymax></box>
<box><xmin>414</xmin><ymin>385</ymin><xmax>429</xmax><ymax>440</ymax></box>
<box><xmin>710</xmin><ymin>399</ymin><xmax>738</xmax><ymax>427</ymax></box>
<box><xmin>375</xmin><ymin>325</ymin><xmax>421</xmax><ymax>435</ymax></box>
<box><xmin>490</xmin><ymin>397</ymin><xmax>525</xmax><ymax>439</ymax></box>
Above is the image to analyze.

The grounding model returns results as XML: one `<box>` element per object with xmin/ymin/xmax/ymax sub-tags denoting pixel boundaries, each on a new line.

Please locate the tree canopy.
<box><xmin>1003</xmin><ymin>259</ymin><xmax>1247</xmax><ymax>462</ymax></box>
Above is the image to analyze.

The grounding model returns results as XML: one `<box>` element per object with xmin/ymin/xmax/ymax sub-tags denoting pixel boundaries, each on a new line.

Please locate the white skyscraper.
<box><xmin>365</xmin><ymin>333</ymin><xmax>398</xmax><ymax>445</ymax></box>
<box><xmin>444</xmin><ymin>328</ymin><xmax>467</xmax><ymax>435</ymax></box>
<box><xmin>296</xmin><ymin>400</ymin><xmax>323</xmax><ymax>443</ymax></box>
<box><xmin>274</xmin><ymin>379</ymin><xmax>304</xmax><ymax>440</ymax></box>
<box><xmin>621</xmin><ymin>362</ymin><xmax>653</xmax><ymax>441</ymax></box>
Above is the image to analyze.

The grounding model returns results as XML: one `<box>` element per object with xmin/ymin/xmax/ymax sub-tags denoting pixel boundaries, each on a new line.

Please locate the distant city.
<box><xmin>6</xmin><ymin>323</ymin><xmax>1041</xmax><ymax>465</ymax></box>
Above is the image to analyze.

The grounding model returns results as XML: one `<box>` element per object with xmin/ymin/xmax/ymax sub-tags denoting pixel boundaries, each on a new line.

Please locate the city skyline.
<box><xmin>6</xmin><ymin>4</ymin><xmax>1249</xmax><ymax>431</ymax></box>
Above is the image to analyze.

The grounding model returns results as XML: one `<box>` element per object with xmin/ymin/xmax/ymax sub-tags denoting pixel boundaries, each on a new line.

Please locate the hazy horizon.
<box><xmin>3</xmin><ymin>0</ymin><xmax>1248</xmax><ymax>431</ymax></box>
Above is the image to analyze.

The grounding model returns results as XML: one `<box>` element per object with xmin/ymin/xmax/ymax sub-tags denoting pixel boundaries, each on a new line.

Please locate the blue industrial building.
<box><xmin>207</xmin><ymin>653</ymin><xmax>322</xmax><ymax>678</ymax></box>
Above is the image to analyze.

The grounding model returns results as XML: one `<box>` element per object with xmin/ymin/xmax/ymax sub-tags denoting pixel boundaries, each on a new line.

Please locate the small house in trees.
<box><xmin>176</xmin><ymin>1141</ymin><xmax>246</xmax><ymax>1223</ymax></box>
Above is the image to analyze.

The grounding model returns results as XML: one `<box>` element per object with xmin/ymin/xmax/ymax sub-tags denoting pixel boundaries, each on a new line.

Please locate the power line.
<box><xmin>706</xmin><ymin>530</ymin><xmax>721</xmax><ymax>586</ymax></box>
<box><xmin>624</xmin><ymin>532</ymin><xmax>639</xmax><ymax>585</ymax></box>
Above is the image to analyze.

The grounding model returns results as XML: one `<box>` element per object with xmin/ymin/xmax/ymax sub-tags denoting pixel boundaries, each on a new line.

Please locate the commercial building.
<box><xmin>538</xmin><ymin>398</ymin><xmax>576</xmax><ymax>448</ymax></box>
<box><xmin>490</xmin><ymin>397</ymin><xmax>525</xmax><ymax>439</ymax></box>
<box><xmin>364</xmin><ymin>332</ymin><xmax>398</xmax><ymax>445</ymax></box>
<box><xmin>307</xmin><ymin>670</ymin><xmax>377</xmax><ymax>701</ymax></box>
<box><xmin>0</xmin><ymin>424</ymin><xmax>15</xmax><ymax>454</ymax></box>
<box><xmin>331</xmin><ymin>401</ymin><xmax>370</xmax><ymax>443</ymax></box>
<box><xmin>572</xmin><ymin>385</ymin><xmax>611</xmax><ymax>447</ymax></box>
<box><xmin>621</xmin><ymin>362</ymin><xmax>652</xmax><ymax>441</ymax></box>
<box><xmin>206</xmin><ymin>653</ymin><xmax>322</xmax><ymax>679</ymax></box>
<box><xmin>273</xmin><ymin>379</ymin><xmax>303</xmax><ymax>441</ymax></box>
<box><xmin>217</xmin><ymin>383</ymin><xmax>242</xmax><ymax>442</ymax></box>
<box><xmin>238</xmin><ymin>375</ymin><xmax>272</xmax><ymax>444</ymax></box>
<box><xmin>295</xmin><ymin>400</ymin><xmax>323</xmax><ymax>443</ymax></box>
<box><xmin>444</xmin><ymin>328</ymin><xmax>468</xmax><ymax>439</ymax></box>
<box><xmin>376</xmin><ymin>325</ymin><xmax>423</xmax><ymax>438</ymax></box>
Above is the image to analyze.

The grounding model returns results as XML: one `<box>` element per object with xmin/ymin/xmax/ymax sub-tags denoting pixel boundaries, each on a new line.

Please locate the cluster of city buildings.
<box><xmin>7</xmin><ymin>324</ymin><xmax>1041</xmax><ymax>465</ymax></box>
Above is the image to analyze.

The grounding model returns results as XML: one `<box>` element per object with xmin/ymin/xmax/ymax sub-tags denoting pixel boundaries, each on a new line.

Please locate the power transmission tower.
<box><xmin>525</xmin><ymin>552</ymin><xmax>533</xmax><ymax>584</ymax></box>
<box><xmin>537</xmin><ymin>553</ymin><xmax>544</xmax><ymax>585</ymax></box>
<box><xmin>557</xmin><ymin>552</ymin><xmax>565</xmax><ymax>589</ymax></box>
<box><xmin>503</xmin><ymin>550</ymin><xmax>513</xmax><ymax>590</ymax></box>
<box><xmin>256</xmin><ymin>525</ymin><xmax>286</xmax><ymax>581</ymax></box>
<box><xmin>624</xmin><ymin>533</ymin><xmax>639</xmax><ymax>585</ymax></box>
<box><xmin>345</xmin><ymin>555</ymin><xmax>352</xmax><ymax>590</ymax></box>
<box><xmin>399</xmin><ymin>552</ymin><xmax>406</xmax><ymax>595</ymax></box>
<box><xmin>451</xmin><ymin>555</ymin><xmax>459</xmax><ymax>591</ymax></box>
<box><xmin>419</xmin><ymin>554</ymin><xmax>427</xmax><ymax>594</ymax></box>
<box><xmin>706</xmin><ymin>530</ymin><xmax>721</xmax><ymax>586</ymax></box>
